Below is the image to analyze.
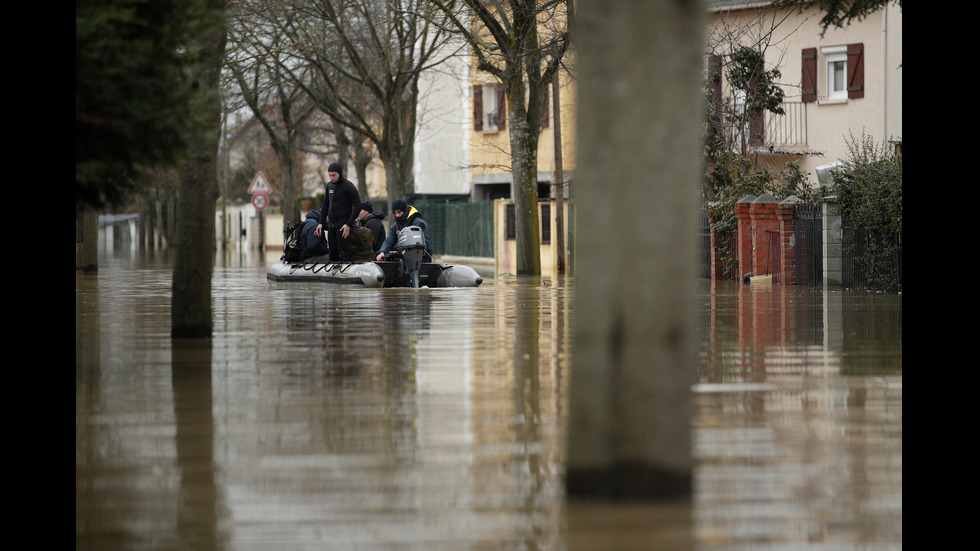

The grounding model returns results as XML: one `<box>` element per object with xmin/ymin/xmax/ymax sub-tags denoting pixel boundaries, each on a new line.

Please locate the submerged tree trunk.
<box><xmin>507</xmin><ymin>87</ymin><xmax>542</xmax><ymax>276</ymax></box>
<box><xmin>171</xmin><ymin>0</ymin><xmax>226</xmax><ymax>339</ymax></box>
<box><xmin>155</xmin><ymin>193</ymin><xmax>165</xmax><ymax>248</ymax></box>
<box><xmin>552</xmin><ymin>70</ymin><xmax>566</xmax><ymax>275</ymax></box>
<box><xmin>435</xmin><ymin>0</ymin><xmax>568</xmax><ymax>276</ymax></box>
<box><xmin>76</xmin><ymin>208</ymin><xmax>99</xmax><ymax>273</ymax></box>
<box><xmin>566</xmin><ymin>0</ymin><xmax>704</xmax><ymax>504</ymax></box>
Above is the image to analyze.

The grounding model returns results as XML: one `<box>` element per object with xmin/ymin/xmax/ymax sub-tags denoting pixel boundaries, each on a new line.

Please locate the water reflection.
<box><xmin>694</xmin><ymin>280</ymin><xmax>902</xmax><ymax>550</ymax></box>
<box><xmin>76</xmin><ymin>250</ymin><xmax>901</xmax><ymax>550</ymax></box>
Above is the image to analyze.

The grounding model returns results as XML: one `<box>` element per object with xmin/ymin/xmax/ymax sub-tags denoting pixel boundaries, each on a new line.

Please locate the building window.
<box><xmin>473</xmin><ymin>84</ymin><xmax>506</xmax><ymax>132</ymax></box>
<box><xmin>823</xmin><ymin>46</ymin><xmax>848</xmax><ymax>100</ymax></box>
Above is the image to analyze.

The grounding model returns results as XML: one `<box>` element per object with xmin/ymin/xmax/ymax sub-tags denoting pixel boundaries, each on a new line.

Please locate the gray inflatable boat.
<box><xmin>267</xmin><ymin>225</ymin><xmax>483</xmax><ymax>288</ymax></box>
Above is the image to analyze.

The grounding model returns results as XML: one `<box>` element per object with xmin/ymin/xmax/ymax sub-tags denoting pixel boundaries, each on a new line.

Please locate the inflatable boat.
<box><xmin>267</xmin><ymin>225</ymin><xmax>483</xmax><ymax>288</ymax></box>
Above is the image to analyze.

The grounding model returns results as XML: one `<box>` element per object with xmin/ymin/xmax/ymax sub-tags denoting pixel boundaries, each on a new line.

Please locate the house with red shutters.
<box><xmin>706</xmin><ymin>0</ymin><xmax>902</xmax><ymax>183</ymax></box>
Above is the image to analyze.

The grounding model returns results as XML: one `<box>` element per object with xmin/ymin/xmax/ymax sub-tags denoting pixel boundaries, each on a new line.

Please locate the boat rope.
<box><xmin>310</xmin><ymin>262</ymin><xmax>329</xmax><ymax>274</ymax></box>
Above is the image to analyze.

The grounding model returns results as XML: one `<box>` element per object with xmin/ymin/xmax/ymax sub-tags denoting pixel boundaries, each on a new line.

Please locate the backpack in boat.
<box><xmin>348</xmin><ymin>223</ymin><xmax>375</xmax><ymax>262</ymax></box>
<box><xmin>281</xmin><ymin>220</ymin><xmax>304</xmax><ymax>263</ymax></box>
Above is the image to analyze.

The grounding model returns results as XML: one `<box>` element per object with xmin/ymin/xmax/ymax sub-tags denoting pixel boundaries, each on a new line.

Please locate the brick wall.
<box><xmin>708</xmin><ymin>195</ymin><xmax>803</xmax><ymax>284</ymax></box>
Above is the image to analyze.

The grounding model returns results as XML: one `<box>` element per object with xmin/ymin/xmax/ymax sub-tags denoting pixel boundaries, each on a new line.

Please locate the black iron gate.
<box><xmin>795</xmin><ymin>202</ymin><xmax>823</xmax><ymax>285</ymax></box>
<box><xmin>842</xmin><ymin>228</ymin><xmax>902</xmax><ymax>292</ymax></box>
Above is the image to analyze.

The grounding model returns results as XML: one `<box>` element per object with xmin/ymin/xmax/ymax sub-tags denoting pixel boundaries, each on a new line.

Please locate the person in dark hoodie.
<box><xmin>357</xmin><ymin>201</ymin><xmax>386</xmax><ymax>251</ymax></box>
<box><xmin>300</xmin><ymin>209</ymin><xmax>329</xmax><ymax>260</ymax></box>
<box><xmin>375</xmin><ymin>199</ymin><xmax>433</xmax><ymax>263</ymax></box>
<box><xmin>315</xmin><ymin>161</ymin><xmax>361</xmax><ymax>261</ymax></box>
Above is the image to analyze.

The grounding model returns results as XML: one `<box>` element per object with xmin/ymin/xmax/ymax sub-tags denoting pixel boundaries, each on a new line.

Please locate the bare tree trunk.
<box><xmin>155</xmin><ymin>194</ymin><xmax>165</xmax><ymax>248</ymax></box>
<box><xmin>439</xmin><ymin>0</ymin><xmax>565</xmax><ymax>277</ymax></box>
<box><xmin>552</xmin><ymin>70</ymin><xmax>566</xmax><ymax>275</ymax></box>
<box><xmin>169</xmin><ymin>185</ymin><xmax>178</xmax><ymax>248</ymax></box>
<box><xmin>139</xmin><ymin>195</ymin><xmax>148</xmax><ymax>250</ymax></box>
<box><xmin>279</xmin><ymin>146</ymin><xmax>300</xmax><ymax>224</ymax></box>
<box><xmin>378</xmin><ymin>138</ymin><xmax>414</xmax><ymax>206</ymax></box>
<box><xmin>172</xmin><ymin>0</ymin><xmax>226</xmax><ymax>339</ymax></box>
<box><xmin>352</xmin><ymin>131</ymin><xmax>372</xmax><ymax>200</ymax></box>
<box><xmin>511</xmin><ymin>132</ymin><xmax>541</xmax><ymax>276</ymax></box>
<box><xmin>566</xmin><ymin>0</ymin><xmax>704</xmax><ymax>506</ymax></box>
<box><xmin>76</xmin><ymin>209</ymin><xmax>99</xmax><ymax>273</ymax></box>
<box><xmin>506</xmin><ymin>80</ymin><xmax>542</xmax><ymax>276</ymax></box>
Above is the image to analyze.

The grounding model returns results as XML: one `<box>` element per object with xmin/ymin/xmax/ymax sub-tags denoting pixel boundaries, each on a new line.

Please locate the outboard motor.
<box><xmin>395</xmin><ymin>226</ymin><xmax>427</xmax><ymax>287</ymax></box>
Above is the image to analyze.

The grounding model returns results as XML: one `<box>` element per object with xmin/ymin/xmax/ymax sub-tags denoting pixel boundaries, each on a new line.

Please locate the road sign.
<box><xmin>248</xmin><ymin>171</ymin><xmax>272</xmax><ymax>194</ymax></box>
<box><xmin>252</xmin><ymin>193</ymin><xmax>269</xmax><ymax>211</ymax></box>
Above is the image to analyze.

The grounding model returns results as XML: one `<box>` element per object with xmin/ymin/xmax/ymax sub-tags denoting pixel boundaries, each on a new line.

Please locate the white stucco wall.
<box><xmin>413</xmin><ymin>32</ymin><xmax>471</xmax><ymax>196</ymax></box>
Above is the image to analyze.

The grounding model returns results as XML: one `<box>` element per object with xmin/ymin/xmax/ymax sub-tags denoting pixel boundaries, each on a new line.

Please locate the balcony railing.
<box><xmin>708</xmin><ymin>101</ymin><xmax>809</xmax><ymax>151</ymax></box>
<box><xmin>764</xmin><ymin>101</ymin><xmax>807</xmax><ymax>147</ymax></box>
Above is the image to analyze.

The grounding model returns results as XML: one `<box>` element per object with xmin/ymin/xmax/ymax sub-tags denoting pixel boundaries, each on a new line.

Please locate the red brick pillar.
<box><xmin>749</xmin><ymin>195</ymin><xmax>778</xmax><ymax>276</ymax></box>
<box><xmin>776</xmin><ymin>199</ymin><xmax>799</xmax><ymax>285</ymax></box>
<box><xmin>735</xmin><ymin>196</ymin><xmax>755</xmax><ymax>278</ymax></box>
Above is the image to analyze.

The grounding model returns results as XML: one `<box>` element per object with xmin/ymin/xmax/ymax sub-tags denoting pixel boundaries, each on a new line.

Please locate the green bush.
<box><xmin>835</xmin><ymin>133</ymin><xmax>902</xmax><ymax>234</ymax></box>
<box><xmin>834</xmin><ymin>133</ymin><xmax>903</xmax><ymax>292</ymax></box>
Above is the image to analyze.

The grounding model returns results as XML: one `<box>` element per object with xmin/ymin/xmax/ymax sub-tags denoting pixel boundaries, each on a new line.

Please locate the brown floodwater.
<box><xmin>76</xmin><ymin>244</ymin><xmax>901</xmax><ymax>550</ymax></box>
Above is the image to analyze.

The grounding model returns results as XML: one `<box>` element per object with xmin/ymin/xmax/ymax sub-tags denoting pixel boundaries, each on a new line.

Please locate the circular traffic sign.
<box><xmin>252</xmin><ymin>193</ymin><xmax>269</xmax><ymax>210</ymax></box>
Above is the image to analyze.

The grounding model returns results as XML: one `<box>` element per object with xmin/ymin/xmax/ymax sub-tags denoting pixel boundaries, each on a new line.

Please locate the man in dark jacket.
<box><xmin>300</xmin><ymin>209</ymin><xmax>329</xmax><ymax>260</ymax></box>
<box><xmin>357</xmin><ymin>201</ymin><xmax>386</xmax><ymax>251</ymax></box>
<box><xmin>375</xmin><ymin>199</ymin><xmax>433</xmax><ymax>263</ymax></box>
<box><xmin>315</xmin><ymin>161</ymin><xmax>361</xmax><ymax>261</ymax></box>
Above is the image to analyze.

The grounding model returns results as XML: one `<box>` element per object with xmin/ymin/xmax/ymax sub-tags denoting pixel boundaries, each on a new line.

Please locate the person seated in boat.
<box><xmin>358</xmin><ymin>201</ymin><xmax>386</xmax><ymax>251</ymax></box>
<box><xmin>347</xmin><ymin>219</ymin><xmax>376</xmax><ymax>262</ymax></box>
<box><xmin>300</xmin><ymin>209</ymin><xmax>330</xmax><ymax>260</ymax></box>
<box><xmin>375</xmin><ymin>199</ymin><xmax>433</xmax><ymax>263</ymax></box>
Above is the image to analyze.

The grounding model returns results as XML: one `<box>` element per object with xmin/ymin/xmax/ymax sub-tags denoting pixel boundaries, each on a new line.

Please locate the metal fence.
<box><xmin>410</xmin><ymin>199</ymin><xmax>495</xmax><ymax>258</ymax></box>
<box><xmin>842</xmin><ymin>229</ymin><xmax>903</xmax><ymax>293</ymax></box>
<box><xmin>795</xmin><ymin>202</ymin><xmax>823</xmax><ymax>285</ymax></box>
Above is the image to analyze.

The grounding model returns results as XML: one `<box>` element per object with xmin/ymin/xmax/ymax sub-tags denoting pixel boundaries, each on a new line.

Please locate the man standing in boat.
<box><xmin>315</xmin><ymin>162</ymin><xmax>361</xmax><ymax>261</ymax></box>
<box><xmin>375</xmin><ymin>199</ymin><xmax>433</xmax><ymax>263</ymax></box>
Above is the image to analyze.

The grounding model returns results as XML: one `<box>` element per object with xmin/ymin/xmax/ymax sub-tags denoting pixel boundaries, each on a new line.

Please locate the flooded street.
<box><xmin>76</xmin><ymin>247</ymin><xmax>901</xmax><ymax>550</ymax></box>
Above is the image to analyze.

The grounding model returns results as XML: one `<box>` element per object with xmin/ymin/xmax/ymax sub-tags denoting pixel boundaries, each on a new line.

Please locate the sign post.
<box><xmin>248</xmin><ymin>171</ymin><xmax>273</xmax><ymax>195</ymax></box>
<box><xmin>248</xmin><ymin>171</ymin><xmax>271</xmax><ymax>250</ymax></box>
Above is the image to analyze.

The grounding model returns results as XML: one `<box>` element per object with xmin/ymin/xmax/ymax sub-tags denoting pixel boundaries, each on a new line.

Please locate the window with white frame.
<box><xmin>482</xmin><ymin>85</ymin><xmax>499</xmax><ymax>130</ymax></box>
<box><xmin>823</xmin><ymin>46</ymin><xmax>848</xmax><ymax>100</ymax></box>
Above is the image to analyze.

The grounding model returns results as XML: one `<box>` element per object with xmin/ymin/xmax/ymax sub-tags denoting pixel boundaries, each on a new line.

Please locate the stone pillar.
<box><xmin>822</xmin><ymin>198</ymin><xmax>843</xmax><ymax>285</ymax></box>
